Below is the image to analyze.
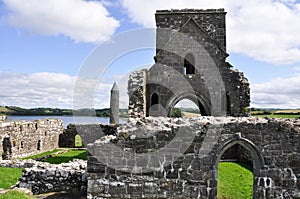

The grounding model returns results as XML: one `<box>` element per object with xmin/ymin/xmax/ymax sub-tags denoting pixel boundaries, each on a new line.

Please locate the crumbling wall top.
<box><xmin>156</xmin><ymin>8</ymin><xmax>226</xmax><ymax>14</ymax></box>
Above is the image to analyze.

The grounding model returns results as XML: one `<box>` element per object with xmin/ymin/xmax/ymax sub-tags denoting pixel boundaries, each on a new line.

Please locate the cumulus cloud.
<box><xmin>3</xmin><ymin>0</ymin><xmax>119</xmax><ymax>43</ymax></box>
<box><xmin>120</xmin><ymin>0</ymin><xmax>300</xmax><ymax>65</ymax></box>
<box><xmin>1</xmin><ymin>71</ymin><xmax>299</xmax><ymax>109</ymax></box>
<box><xmin>0</xmin><ymin>72</ymin><xmax>119</xmax><ymax>109</ymax></box>
<box><xmin>251</xmin><ymin>75</ymin><xmax>300</xmax><ymax>108</ymax></box>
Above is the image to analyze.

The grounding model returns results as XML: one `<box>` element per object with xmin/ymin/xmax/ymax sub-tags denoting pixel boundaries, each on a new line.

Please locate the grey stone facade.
<box><xmin>87</xmin><ymin>117</ymin><xmax>300</xmax><ymax>199</ymax></box>
<box><xmin>0</xmin><ymin>118</ymin><xmax>63</xmax><ymax>160</ymax></box>
<box><xmin>128</xmin><ymin>9</ymin><xmax>250</xmax><ymax>117</ymax></box>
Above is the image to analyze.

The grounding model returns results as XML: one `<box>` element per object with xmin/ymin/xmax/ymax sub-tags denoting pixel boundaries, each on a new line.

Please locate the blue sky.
<box><xmin>0</xmin><ymin>0</ymin><xmax>300</xmax><ymax>109</ymax></box>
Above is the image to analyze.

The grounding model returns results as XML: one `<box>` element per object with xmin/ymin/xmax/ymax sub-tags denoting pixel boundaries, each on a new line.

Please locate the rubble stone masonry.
<box><xmin>0</xmin><ymin>118</ymin><xmax>63</xmax><ymax>160</ymax></box>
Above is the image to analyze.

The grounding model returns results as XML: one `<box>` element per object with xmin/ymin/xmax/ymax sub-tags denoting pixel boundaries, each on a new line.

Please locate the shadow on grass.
<box><xmin>35</xmin><ymin>192</ymin><xmax>86</xmax><ymax>199</ymax></box>
<box><xmin>41</xmin><ymin>150</ymin><xmax>87</xmax><ymax>164</ymax></box>
<box><xmin>237</xmin><ymin>162</ymin><xmax>253</xmax><ymax>172</ymax></box>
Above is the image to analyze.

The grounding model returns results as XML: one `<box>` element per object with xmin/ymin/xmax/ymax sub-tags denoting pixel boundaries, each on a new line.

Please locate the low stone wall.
<box><xmin>13</xmin><ymin>159</ymin><xmax>88</xmax><ymax>195</ymax></box>
<box><xmin>0</xmin><ymin>119</ymin><xmax>63</xmax><ymax>160</ymax></box>
<box><xmin>0</xmin><ymin>159</ymin><xmax>37</xmax><ymax>168</ymax></box>
<box><xmin>87</xmin><ymin>117</ymin><xmax>300</xmax><ymax>199</ymax></box>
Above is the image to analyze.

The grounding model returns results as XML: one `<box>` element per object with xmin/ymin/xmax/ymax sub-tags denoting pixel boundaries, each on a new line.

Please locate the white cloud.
<box><xmin>1</xmin><ymin>71</ymin><xmax>299</xmax><ymax>109</ymax></box>
<box><xmin>0</xmin><ymin>72</ymin><xmax>75</xmax><ymax>108</ymax></box>
<box><xmin>251</xmin><ymin>75</ymin><xmax>300</xmax><ymax>108</ymax></box>
<box><xmin>0</xmin><ymin>72</ymin><xmax>120</xmax><ymax>109</ymax></box>
<box><xmin>3</xmin><ymin>0</ymin><xmax>120</xmax><ymax>43</ymax></box>
<box><xmin>120</xmin><ymin>0</ymin><xmax>300</xmax><ymax>65</ymax></box>
<box><xmin>292</xmin><ymin>66</ymin><xmax>300</xmax><ymax>71</ymax></box>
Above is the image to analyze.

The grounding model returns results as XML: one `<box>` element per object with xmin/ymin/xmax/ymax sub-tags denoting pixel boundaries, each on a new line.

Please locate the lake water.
<box><xmin>6</xmin><ymin>116</ymin><xmax>126</xmax><ymax>128</ymax></box>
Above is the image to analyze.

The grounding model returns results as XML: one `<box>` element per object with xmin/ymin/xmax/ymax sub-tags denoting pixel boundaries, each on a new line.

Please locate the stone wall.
<box><xmin>0</xmin><ymin>119</ymin><xmax>63</xmax><ymax>160</ymax></box>
<box><xmin>155</xmin><ymin>9</ymin><xmax>226</xmax><ymax>51</ymax></box>
<box><xmin>128</xmin><ymin>70</ymin><xmax>147</xmax><ymax>118</ymax></box>
<box><xmin>59</xmin><ymin>124</ymin><xmax>118</xmax><ymax>148</ymax></box>
<box><xmin>128</xmin><ymin>9</ymin><xmax>250</xmax><ymax>118</ymax></box>
<box><xmin>87</xmin><ymin>117</ymin><xmax>300</xmax><ymax>199</ymax></box>
<box><xmin>0</xmin><ymin>159</ymin><xmax>87</xmax><ymax>195</ymax></box>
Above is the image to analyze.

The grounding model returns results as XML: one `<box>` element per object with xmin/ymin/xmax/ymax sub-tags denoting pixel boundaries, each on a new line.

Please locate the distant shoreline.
<box><xmin>0</xmin><ymin>106</ymin><xmax>128</xmax><ymax>118</ymax></box>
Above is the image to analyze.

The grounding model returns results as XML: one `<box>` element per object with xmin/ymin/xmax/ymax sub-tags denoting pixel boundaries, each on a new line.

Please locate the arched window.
<box><xmin>226</xmin><ymin>92</ymin><xmax>231</xmax><ymax>115</ymax></box>
<box><xmin>37</xmin><ymin>140</ymin><xmax>41</xmax><ymax>150</ymax></box>
<box><xmin>2</xmin><ymin>137</ymin><xmax>12</xmax><ymax>160</ymax></box>
<box><xmin>184</xmin><ymin>54</ymin><xmax>195</xmax><ymax>75</ymax></box>
<box><xmin>12</xmin><ymin>140</ymin><xmax>16</xmax><ymax>147</ymax></box>
<box><xmin>151</xmin><ymin>93</ymin><xmax>159</xmax><ymax>106</ymax></box>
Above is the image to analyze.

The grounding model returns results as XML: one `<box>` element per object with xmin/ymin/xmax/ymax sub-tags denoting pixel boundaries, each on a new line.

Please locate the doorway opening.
<box><xmin>37</xmin><ymin>140</ymin><xmax>41</xmax><ymax>151</ymax></box>
<box><xmin>75</xmin><ymin>134</ymin><xmax>83</xmax><ymax>148</ymax></box>
<box><xmin>170</xmin><ymin>99</ymin><xmax>201</xmax><ymax>118</ymax></box>
<box><xmin>217</xmin><ymin>143</ymin><xmax>254</xmax><ymax>199</ymax></box>
<box><xmin>2</xmin><ymin>137</ymin><xmax>12</xmax><ymax>160</ymax></box>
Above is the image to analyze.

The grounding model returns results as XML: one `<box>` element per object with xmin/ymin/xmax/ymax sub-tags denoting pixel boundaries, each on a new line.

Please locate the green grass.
<box><xmin>255</xmin><ymin>114</ymin><xmax>300</xmax><ymax>118</ymax></box>
<box><xmin>21</xmin><ymin>149</ymin><xmax>61</xmax><ymax>160</ymax></box>
<box><xmin>218</xmin><ymin>162</ymin><xmax>253</xmax><ymax>199</ymax></box>
<box><xmin>42</xmin><ymin>149</ymin><xmax>87</xmax><ymax>164</ymax></box>
<box><xmin>0</xmin><ymin>168</ymin><xmax>22</xmax><ymax>189</ymax></box>
<box><xmin>0</xmin><ymin>190</ymin><xmax>34</xmax><ymax>199</ymax></box>
<box><xmin>75</xmin><ymin>135</ymin><xmax>83</xmax><ymax>148</ymax></box>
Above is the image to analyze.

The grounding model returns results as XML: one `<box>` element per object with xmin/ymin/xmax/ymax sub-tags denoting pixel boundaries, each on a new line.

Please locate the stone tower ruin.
<box><xmin>110</xmin><ymin>82</ymin><xmax>119</xmax><ymax>124</ymax></box>
<box><xmin>128</xmin><ymin>9</ymin><xmax>250</xmax><ymax>117</ymax></box>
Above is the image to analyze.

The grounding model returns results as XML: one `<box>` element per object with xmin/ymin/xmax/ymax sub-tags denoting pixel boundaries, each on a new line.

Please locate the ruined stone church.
<box><xmin>128</xmin><ymin>9</ymin><xmax>250</xmax><ymax>118</ymax></box>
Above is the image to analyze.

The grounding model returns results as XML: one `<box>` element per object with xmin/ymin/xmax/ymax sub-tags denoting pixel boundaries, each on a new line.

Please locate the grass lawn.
<box><xmin>218</xmin><ymin>162</ymin><xmax>253</xmax><ymax>199</ymax></box>
<box><xmin>75</xmin><ymin>135</ymin><xmax>83</xmax><ymax>148</ymax></box>
<box><xmin>21</xmin><ymin>149</ymin><xmax>61</xmax><ymax>160</ymax></box>
<box><xmin>0</xmin><ymin>190</ymin><xmax>34</xmax><ymax>199</ymax></box>
<box><xmin>255</xmin><ymin>114</ymin><xmax>300</xmax><ymax>118</ymax></box>
<box><xmin>0</xmin><ymin>168</ymin><xmax>22</xmax><ymax>189</ymax></box>
<box><xmin>182</xmin><ymin>111</ymin><xmax>201</xmax><ymax>118</ymax></box>
<box><xmin>42</xmin><ymin>149</ymin><xmax>87</xmax><ymax>164</ymax></box>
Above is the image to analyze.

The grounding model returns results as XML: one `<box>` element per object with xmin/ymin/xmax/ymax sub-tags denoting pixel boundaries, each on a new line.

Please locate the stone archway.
<box><xmin>212</xmin><ymin>137</ymin><xmax>265</xmax><ymax>198</ymax></box>
<box><xmin>166</xmin><ymin>90</ymin><xmax>211</xmax><ymax>116</ymax></box>
<box><xmin>2</xmin><ymin>136</ymin><xmax>12</xmax><ymax>160</ymax></box>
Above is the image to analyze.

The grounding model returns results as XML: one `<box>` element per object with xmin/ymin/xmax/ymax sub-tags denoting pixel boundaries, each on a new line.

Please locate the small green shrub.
<box><xmin>170</xmin><ymin>108</ymin><xmax>182</xmax><ymax>118</ymax></box>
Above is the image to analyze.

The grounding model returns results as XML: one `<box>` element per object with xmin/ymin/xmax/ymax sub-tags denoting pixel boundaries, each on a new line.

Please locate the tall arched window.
<box><xmin>226</xmin><ymin>92</ymin><xmax>231</xmax><ymax>115</ymax></box>
<box><xmin>184</xmin><ymin>54</ymin><xmax>195</xmax><ymax>75</ymax></box>
<box><xmin>151</xmin><ymin>93</ymin><xmax>159</xmax><ymax>107</ymax></box>
<box><xmin>37</xmin><ymin>140</ymin><xmax>41</xmax><ymax>150</ymax></box>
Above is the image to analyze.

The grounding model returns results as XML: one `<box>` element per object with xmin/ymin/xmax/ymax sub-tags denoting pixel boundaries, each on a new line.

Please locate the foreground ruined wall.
<box><xmin>0</xmin><ymin>159</ymin><xmax>87</xmax><ymax>195</ymax></box>
<box><xmin>0</xmin><ymin>118</ymin><xmax>63</xmax><ymax>160</ymax></box>
<box><xmin>18</xmin><ymin>159</ymin><xmax>87</xmax><ymax>195</ymax></box>
<box><xmin>87</xmin><ymin>117</ymin><xmax>300</xmax><ymax>199</ymax></box>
